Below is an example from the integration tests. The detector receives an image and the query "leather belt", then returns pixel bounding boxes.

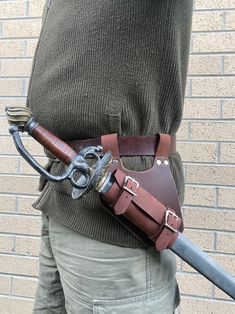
[65,135,176,156]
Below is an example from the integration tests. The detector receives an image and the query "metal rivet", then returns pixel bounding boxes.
[156,159,161,165]
[112,159,119,164]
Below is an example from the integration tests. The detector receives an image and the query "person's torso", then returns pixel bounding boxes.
[27,0,193,140]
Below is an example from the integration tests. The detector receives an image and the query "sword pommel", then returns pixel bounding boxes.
[5,106,33,131]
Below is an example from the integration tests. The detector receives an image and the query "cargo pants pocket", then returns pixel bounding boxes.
[92,280,178,314]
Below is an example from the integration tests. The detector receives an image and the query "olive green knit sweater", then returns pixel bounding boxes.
[27,0,193,248]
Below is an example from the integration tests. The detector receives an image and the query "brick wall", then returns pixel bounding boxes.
[0,0,234,313]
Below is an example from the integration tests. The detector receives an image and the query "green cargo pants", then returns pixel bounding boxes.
[33,213,180,313]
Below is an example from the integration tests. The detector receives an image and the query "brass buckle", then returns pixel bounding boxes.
[165,210,179,233]
[123,176,139,196]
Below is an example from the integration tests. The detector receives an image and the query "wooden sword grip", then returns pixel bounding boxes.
[29,124,77,165]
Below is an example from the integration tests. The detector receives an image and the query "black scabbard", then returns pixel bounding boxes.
[171,234,235,300]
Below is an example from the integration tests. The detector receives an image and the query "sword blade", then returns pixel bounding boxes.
[171,234,235,300]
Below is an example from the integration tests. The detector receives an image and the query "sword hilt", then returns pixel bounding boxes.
[5,106,112,198]
[5,106,77,165]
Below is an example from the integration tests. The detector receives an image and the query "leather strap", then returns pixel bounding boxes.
[102,169,181,251]
[64,134,176,157]
[101,133,120,158]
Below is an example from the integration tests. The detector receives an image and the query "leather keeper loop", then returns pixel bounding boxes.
[101,133,120,158]
[114,176,139,215]
[155,134,174,158]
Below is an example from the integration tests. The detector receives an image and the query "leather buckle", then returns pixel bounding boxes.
[123,176,139,196]
[165,210,179,233]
